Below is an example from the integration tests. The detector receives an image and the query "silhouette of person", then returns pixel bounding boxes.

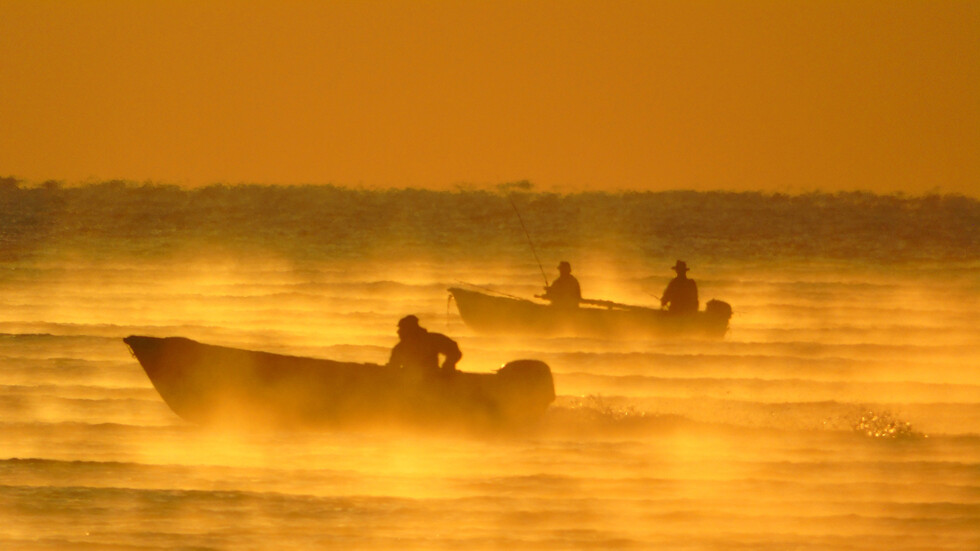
[661,260,699,314]
[387,315,461,376]
[541,261,582,309]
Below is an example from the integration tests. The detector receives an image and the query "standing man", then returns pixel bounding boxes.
[541,261,581,309]
[387,315,462,377]
[661,260,699,314]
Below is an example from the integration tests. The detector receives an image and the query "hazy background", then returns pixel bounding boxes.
[2,2,978,547]
[0,184,977,549]
[2,0,977,195]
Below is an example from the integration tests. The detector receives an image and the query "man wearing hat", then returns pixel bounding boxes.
[541,261,582,309]
[661,260,699,314]
[387,315,462,376]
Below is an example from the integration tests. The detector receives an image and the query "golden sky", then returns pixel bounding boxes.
[1,0,977,195]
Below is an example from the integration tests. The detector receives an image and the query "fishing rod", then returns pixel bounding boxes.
[455,281,527,301]
[508,196,550,287]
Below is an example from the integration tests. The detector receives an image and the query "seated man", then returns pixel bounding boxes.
[541,261,581,309]
[661,260,699,314]
[387,315,461,376]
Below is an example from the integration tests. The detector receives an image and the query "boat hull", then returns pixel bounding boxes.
[449,287,731,339]
[124,336,555,429]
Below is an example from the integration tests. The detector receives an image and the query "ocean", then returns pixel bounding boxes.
[1,182,978,550]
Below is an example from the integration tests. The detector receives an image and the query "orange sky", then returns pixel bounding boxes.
[1,0,977,195]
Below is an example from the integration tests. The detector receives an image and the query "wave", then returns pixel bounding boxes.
[556,372,980,402]
[2,183,977,263]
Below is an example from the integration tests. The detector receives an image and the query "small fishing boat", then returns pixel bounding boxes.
[124,336,555,429]
[448,287,733,339]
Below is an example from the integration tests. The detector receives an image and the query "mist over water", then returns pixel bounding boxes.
[1,183,978,549]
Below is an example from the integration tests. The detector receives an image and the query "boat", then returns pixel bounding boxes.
[124,335,555,429]
[448,287,733,339]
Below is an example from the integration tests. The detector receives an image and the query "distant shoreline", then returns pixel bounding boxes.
[2,176,976,200]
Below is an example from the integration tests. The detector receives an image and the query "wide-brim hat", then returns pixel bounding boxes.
[671,260,689,272]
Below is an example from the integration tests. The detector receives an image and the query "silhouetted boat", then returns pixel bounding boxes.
[449,287,733,339]
[124,336,555,429]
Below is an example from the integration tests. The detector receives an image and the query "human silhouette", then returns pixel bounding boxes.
[541,261,581,309]
[660,260,699,314]
[387,315,462,376]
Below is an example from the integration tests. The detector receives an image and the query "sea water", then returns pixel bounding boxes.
[0,183,977,550]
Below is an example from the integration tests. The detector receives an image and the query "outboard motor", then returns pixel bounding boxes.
[705,299,733,320]
[494,359,555,422]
